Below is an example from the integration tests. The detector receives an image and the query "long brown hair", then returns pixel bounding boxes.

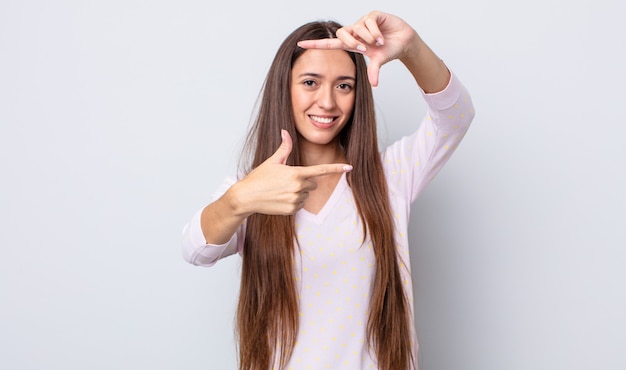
[237,20,413,370]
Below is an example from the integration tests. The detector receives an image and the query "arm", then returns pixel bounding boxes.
[297,11,474,201]
[181,179,244,266]
[398,30,450,93]
[384,74,474,203]
[183,130,353,265]
[297,11,450,92]
[200,130,352,244]
[199,184,251,245]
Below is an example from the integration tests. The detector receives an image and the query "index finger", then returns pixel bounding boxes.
[297,163,353,178]
[297,38,350,51]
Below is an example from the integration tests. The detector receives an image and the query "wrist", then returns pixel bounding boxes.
[400,33,450,93]
[225,181,253,219]
[398,30,423,67]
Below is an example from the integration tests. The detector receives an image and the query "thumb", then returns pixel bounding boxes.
[269,129,293,164]
[367,61,381,87]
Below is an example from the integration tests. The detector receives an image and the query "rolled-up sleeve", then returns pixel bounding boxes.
[383,73,475,203]
[181,176,245,266]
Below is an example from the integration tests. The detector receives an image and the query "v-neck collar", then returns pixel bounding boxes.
[297,172,349,224]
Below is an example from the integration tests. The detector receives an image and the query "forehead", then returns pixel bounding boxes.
[292,49,355,77]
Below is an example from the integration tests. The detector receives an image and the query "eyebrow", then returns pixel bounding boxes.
[297,72,356,81]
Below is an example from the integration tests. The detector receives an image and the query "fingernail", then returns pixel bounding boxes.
[281,129,287,140]
[376,38,384,46]
[343,165,353,172]
[356,44,366,52]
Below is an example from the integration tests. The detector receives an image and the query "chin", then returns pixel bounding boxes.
[298,131,337,145]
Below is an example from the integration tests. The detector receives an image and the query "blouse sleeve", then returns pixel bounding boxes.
[181,176,246,267]
[382,72,475,203]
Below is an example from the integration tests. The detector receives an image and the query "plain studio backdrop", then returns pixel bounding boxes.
[1,0,624,369]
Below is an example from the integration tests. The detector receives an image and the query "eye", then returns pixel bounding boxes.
[303,80,316,87]
[337,83,353,92]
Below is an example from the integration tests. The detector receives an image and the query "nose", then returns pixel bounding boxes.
[316,86,336,110]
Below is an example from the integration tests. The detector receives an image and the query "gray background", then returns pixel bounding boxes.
[1,0,624,369]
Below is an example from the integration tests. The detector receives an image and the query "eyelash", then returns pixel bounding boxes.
[338,83,353,91]
[302,80,353,91]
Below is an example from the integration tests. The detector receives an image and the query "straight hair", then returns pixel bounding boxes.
[237,20,413,370]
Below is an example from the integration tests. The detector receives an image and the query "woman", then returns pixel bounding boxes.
[182,10,474,370]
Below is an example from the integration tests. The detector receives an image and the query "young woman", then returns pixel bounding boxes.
[182,10,475,370]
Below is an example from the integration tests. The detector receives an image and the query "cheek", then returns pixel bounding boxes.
[341,95,356,115]
[290,90,309,112]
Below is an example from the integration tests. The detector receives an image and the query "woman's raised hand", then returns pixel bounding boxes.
[297,11,419,87]
[230,130,352,216]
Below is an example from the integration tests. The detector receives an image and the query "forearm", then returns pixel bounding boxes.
[200,184,250,245]
[399,32,450,94]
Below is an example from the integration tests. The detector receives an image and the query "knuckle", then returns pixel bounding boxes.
[287,192,303,204]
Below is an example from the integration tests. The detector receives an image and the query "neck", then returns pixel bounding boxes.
[299,139,345,166]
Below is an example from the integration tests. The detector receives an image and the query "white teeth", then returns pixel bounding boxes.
[310,115,334,124]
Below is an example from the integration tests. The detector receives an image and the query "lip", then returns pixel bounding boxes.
[308,114,338,129]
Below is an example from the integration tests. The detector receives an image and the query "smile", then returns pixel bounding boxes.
[309,115,336,124]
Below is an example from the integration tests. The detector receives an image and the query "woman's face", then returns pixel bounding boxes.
[290,49,356,151]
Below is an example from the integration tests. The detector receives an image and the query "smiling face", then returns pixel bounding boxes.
[290,49,356,156]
